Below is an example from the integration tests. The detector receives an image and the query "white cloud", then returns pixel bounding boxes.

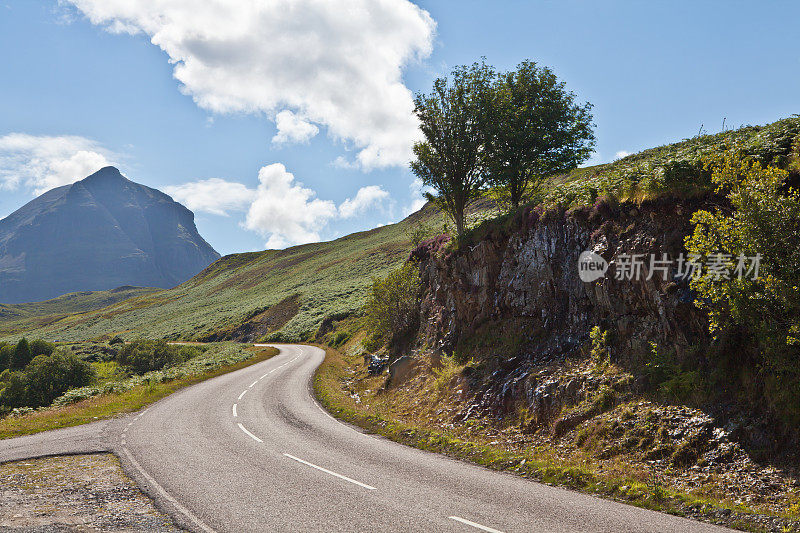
[67,0,435,169]
[331,155,359,170]
[163,178,254,216]
[243,163,337,248]
[615,150,631,160]
[405,177,428,215]
[272,110,319,145]
[0,133,115,194]
[338,185,389,218]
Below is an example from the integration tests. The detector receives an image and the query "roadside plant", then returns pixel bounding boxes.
[686,152,800,422]
[363,262,421,349]
[117,340,201,375]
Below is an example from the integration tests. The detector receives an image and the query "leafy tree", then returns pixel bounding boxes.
[0,351,95,410]
[0,371,28,410]
[0,343,11,371]
[117,340,198,374]
[686,152,800,422]
[363,263,421,350]
[23,351,95,408]
[30,339,56,357]
[411,62,495,235]
[12,338,32,370]
[482,60,595,209]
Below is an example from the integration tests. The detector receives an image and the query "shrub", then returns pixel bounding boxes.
[589,326,610,370]
[0,351,95,410]
[686,152,800,423]
[117,340,201,375]
[109,335,125,345]
[22,351,95,408]
[30,339,56,357]
[11,338,32,370]
[363,262,421,348]
[0,343,11,370]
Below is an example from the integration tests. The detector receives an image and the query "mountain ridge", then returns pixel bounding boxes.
[0,167,220,304]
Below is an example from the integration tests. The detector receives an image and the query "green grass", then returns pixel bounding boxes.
[0,286,160,337]
[0,204,461,344]
[0,345,278,439]
[544,116,800,207]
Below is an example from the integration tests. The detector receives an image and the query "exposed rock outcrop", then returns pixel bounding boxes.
[416,199,709,367]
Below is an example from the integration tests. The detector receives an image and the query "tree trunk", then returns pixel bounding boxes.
[454,203,466,236]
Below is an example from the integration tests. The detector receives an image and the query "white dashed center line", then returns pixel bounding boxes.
[283,453,376,490]
[237,423,263,443]
[232,403,238,417]
[238,390,247,400]
[448,516,505,533]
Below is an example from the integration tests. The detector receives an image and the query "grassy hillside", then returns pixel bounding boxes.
[0,286,160,337]
[0,204,463,343]
[3,117,797,344]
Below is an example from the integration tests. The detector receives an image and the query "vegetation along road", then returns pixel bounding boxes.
[0,345,734,532]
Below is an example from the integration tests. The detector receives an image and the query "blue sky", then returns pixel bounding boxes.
[1,1,798,255]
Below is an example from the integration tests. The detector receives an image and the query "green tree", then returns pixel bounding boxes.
[411,61,495,236]
[23,351,95,408]
[686,152,800,422]
[117,340,198,374]
[482,60,595,210]
[0,343,11,371]
[12,338,33,370]
[30,339,56,357]
[363,263,421,349]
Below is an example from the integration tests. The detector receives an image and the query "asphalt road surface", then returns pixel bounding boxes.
[0,344,732,533]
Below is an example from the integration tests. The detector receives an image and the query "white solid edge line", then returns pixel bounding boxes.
[238,390,247,400]
[232,404,237,417]
[448,516,505,533]
[237,423,263,443]
[283,453,376,490]
[122,447,216,533]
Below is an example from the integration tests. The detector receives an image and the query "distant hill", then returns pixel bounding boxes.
[0,286,160,337]
[0,200,470,342]
[0,167,220,304]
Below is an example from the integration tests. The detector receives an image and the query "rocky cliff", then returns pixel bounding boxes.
[0,167,220,303]
[416,198,709,367]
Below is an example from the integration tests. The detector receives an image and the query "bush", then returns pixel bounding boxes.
[109,335,125,345]
[0,350,95,410]
[30,339,56,357]
[0,343,11,370]
[11,338,32,370]
[686,152,800,423]
[23,352,95,408]
[363,263,421,349]
[117,340,201,375]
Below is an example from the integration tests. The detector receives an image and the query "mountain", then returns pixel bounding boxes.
[0,167,220,304]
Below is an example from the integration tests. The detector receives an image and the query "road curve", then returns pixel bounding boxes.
[1,344,732,532]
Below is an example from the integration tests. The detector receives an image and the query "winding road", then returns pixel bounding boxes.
[0,344,731,532]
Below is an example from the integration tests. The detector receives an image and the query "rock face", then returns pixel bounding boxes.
[416,200,709,366]
[0,167,220,303]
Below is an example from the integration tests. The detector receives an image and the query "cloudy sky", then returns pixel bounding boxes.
[1,1,798,254]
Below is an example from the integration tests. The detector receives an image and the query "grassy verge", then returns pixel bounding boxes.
[313,345,798,533]
[0,345,278,440]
